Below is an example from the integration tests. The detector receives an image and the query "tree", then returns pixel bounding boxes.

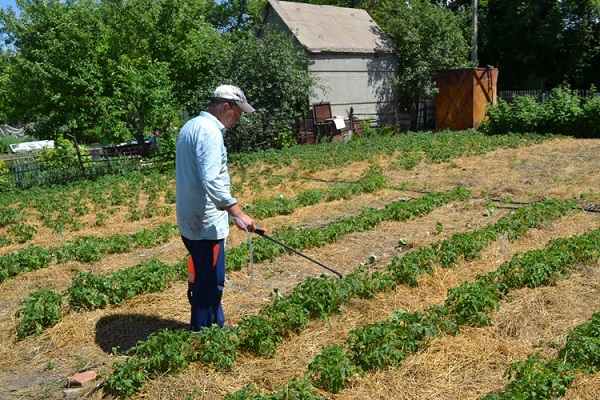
[219,28,319,151]
[372,0,471,108]
[0,0,226,143]
[478,0,600,90]
[554,0,600,89]
[1,0,110,139]
[0,49,10,123]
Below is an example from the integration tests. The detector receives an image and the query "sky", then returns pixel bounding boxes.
[0,0,18,12]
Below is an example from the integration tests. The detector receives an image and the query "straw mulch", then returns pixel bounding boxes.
[0,137,599,400]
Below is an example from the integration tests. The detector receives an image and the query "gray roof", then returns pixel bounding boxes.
[265,0,396,54]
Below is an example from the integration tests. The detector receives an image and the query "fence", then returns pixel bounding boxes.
[0,142,172,190]
[498,89,599,104]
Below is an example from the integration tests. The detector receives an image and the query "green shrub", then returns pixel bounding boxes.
[482,85,598,137]
[539,85,583,135]
[579,89,600,137]
[483,96,543,135]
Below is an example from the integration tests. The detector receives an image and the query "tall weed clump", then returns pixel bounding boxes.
[482,85,599,137]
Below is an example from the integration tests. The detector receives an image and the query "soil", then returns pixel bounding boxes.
[0,136,599,400]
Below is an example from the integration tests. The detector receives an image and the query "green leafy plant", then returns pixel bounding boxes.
[237,314,279,358]
[224,377,322,399]
[105,329,198,397]
[481,355,574,400]
[6,223,36,243]
[194,324,239,371]
[444,281,501,327]
[559,312,600,373]
[15,288,63,338]
[308,345,356,393]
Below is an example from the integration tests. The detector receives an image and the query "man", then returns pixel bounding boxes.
[176,84,256,331]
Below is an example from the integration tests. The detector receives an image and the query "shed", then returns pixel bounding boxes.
[435,67,499,131]
[261,0,398,120]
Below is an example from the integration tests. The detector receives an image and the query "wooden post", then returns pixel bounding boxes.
[67,134,87,179]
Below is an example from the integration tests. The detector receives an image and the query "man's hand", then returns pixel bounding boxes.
[224,203,255,232]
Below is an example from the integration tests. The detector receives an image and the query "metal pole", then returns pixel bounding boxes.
[471,0,478,65]
[255,228,343,279]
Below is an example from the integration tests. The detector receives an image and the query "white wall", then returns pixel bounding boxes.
[308,53,397,118]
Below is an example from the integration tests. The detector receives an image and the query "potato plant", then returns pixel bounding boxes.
[297,227,600,395]
[104,198,579,397]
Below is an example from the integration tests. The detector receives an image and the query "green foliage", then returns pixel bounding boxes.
[243,163,387,219]
[0,246,54,282]
[100,195,583,395]
[481,355,574,400]
[260,299,310,337]
[36,134,77,168]
[482,86,599,137]
[224,377,323,400]
[0,221,177,281]
[238,314,279,358]
[479,0,600,90]
[66,258,182,310]
[222,28,318,152]
[493,247,576,292]
[6,223,36,243]
[307,345,356,393]
[288,275,344,319]
[0,137,26,154]
[559,312,600,373]
[105,328,199,397]
[484,96,543,135]
[103,357,147,398]
[15,288,63,338]
[372,0,470,104]
[345,309,448,371]
[540,85,584,135]
[578,87,600,137]
[481,311,600,399]
[1,0,217,142]
[444,281,501,327]
[0,159,13,189]
[194,324,240,371]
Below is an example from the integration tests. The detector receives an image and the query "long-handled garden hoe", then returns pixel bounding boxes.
[255,227,343,279]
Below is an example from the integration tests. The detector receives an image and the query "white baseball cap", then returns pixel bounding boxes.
[212,85,255,113]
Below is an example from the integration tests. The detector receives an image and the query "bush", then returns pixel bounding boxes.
[579,89,600,137]
[482,85,599,137]
[484,96,543,135]
[539,85,583,135]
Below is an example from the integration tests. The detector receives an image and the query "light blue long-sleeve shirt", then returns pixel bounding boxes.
[176,111,236,240]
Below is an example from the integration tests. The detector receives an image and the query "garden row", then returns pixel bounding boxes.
[0,170,176,245]
[1,163,387,283]
[101,198,577,397]
[0,131,550,243]
[228,222,600,399]
[0,222,179,282]
[14,188,467,338]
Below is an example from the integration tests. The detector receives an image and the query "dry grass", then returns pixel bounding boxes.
[1,137,599,399]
